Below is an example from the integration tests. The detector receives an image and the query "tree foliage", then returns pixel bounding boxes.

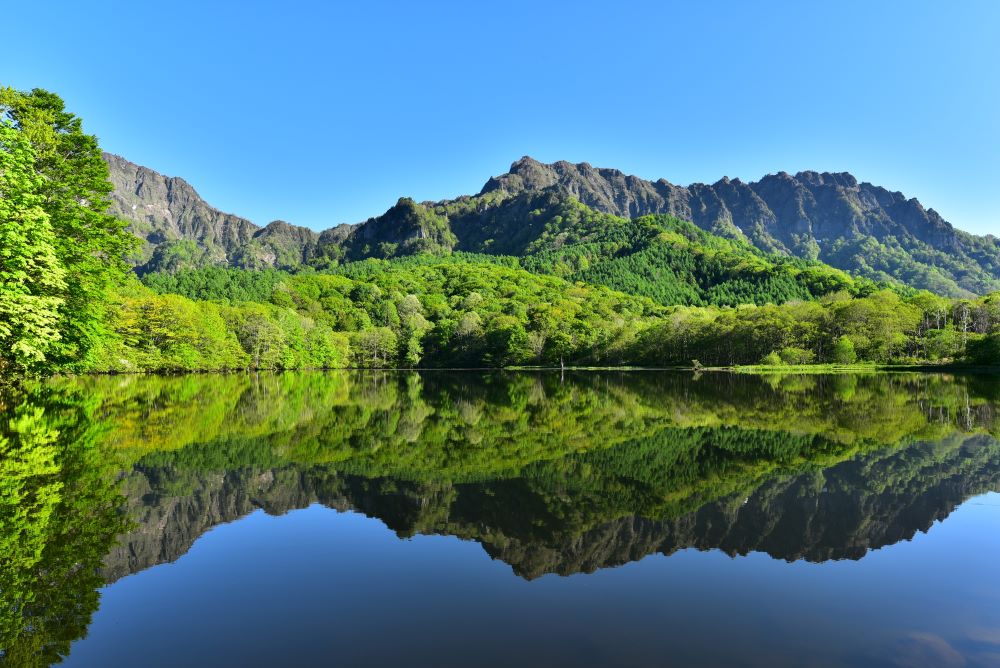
[0,124,67,372]
[0,87,135,373]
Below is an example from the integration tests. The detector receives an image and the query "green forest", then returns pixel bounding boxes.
[3,86,1000,376]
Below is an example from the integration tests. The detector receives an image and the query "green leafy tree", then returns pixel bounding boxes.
[351,327,399,367]
[0,123,68,373]
[966,334,1000,366]
[0,87,135,368]
[233,310,286,368]
[832,336,857,364]
[761,351,783,366]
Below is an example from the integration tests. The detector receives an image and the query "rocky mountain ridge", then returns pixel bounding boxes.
[103,153,1000,295]
[480,157,1000,295]
[104,153,322,272]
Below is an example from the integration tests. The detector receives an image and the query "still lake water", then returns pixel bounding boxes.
[3,370,1000,667]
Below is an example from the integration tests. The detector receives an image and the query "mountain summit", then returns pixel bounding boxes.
[479,157,999,296]
[105,153,319,272]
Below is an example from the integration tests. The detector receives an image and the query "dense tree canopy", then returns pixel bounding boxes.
[122,260,1000,371]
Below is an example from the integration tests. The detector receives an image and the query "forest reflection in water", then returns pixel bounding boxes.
[3,370,1000,666]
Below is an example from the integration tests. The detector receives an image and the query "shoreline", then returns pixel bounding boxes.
[41,362,1000,379]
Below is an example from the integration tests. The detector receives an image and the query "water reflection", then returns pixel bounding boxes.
[0,385,126,667]
[3,370,1000,664]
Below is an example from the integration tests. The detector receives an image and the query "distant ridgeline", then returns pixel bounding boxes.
[4,86,1000,375]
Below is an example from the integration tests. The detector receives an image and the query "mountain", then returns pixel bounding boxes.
[104,153,321,272]
[481,158,1000,296]
[331,191,866,306]
[104,153,1000,296]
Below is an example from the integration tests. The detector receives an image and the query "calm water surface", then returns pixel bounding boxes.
[3,371,1000,667]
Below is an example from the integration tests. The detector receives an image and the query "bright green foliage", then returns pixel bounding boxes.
[778,347,816,364]
[134,260,658,369]
[82,280,350,373]
[141,265,287,303]
[761,351,783,366]
[134,259,1000,370]
[86,285,249,372]
[0,88,135,369]
[0,384,126,665]
[832,335,858,364]
[0,124,67,373]
[632,289,1000,367]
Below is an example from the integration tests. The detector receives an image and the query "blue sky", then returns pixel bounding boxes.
[5,1,998,233]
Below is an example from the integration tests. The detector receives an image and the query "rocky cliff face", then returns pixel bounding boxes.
[105,153,258,266]
[481,158,949,251]
[104,153,319,272]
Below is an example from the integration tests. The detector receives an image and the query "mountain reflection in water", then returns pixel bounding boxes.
[3,370,1000,666]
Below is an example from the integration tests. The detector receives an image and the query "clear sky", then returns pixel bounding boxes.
[5,1,998,234]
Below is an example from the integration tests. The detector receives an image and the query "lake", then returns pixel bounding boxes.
[3,370,1000,667]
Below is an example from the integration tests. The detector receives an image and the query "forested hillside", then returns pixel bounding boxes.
[2,86,1000,376]
[333,194,868,307]
[127,262,1000,371]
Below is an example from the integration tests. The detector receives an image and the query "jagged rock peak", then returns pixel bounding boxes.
[103,153,320,272]
[794,170,859,189]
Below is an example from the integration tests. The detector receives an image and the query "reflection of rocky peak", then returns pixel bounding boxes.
[104,433,1000,583]
[102,467,445,583]
[103,468,312,582]
[487,438,1000,578]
